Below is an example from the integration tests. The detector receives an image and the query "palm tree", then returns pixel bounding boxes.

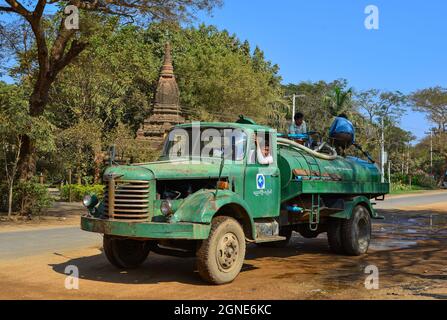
[326,86,353,116]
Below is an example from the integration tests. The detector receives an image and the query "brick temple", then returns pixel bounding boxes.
[136,43,185,149]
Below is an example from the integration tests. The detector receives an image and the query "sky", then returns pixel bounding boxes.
[1,0,446,142]
[197,0,447,142]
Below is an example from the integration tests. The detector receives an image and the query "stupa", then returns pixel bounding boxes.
[137,43,185,148]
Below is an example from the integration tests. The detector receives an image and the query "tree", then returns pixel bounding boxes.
[283,79,352,135]
[411,87,447,133]
[144,23,284,124]
[325,86,353,116]
[411,87,447,185]
[39,21,284,180]
[0,81,54,217]
[0,0,222,180]
[56,119,102,184]
[355,89,406,123]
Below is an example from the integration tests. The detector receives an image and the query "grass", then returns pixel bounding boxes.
[390,184,433,195]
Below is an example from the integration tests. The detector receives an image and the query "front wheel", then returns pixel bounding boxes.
[103,235,151,269]
[196,216,246,285]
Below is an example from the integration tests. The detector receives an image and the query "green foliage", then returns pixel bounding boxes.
[282,79,352,135]
[390,182,425,193]
[391,173,437,190]
[0,181,53,215]
[60,184,105,202]
[42,20,285,175]
[49,21,284,130]
[326,86,353,116]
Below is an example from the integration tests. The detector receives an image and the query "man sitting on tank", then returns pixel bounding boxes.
[288,112,308,145]
[329,113,355,156]
[289,112,307,134]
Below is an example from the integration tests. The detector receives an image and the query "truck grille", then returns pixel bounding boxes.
[104,180,150,221]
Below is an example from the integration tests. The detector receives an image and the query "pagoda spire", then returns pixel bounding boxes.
[160,42,174,78]
[136,42,184,149]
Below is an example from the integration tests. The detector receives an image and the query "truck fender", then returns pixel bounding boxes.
[330,196,379,220]
[172,190,256,239]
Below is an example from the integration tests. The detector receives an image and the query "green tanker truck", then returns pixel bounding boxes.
[81,118,389,284]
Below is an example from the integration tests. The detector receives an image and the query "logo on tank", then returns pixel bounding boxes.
[256,174,266,190]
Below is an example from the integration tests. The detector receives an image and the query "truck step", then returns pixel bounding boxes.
[254,236,287,243]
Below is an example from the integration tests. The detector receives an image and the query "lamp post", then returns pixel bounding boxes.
[291,94,306,122]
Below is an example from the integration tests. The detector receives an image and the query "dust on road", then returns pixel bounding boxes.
[0,203,446,300]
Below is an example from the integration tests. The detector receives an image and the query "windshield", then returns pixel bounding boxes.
[161,127,247,162]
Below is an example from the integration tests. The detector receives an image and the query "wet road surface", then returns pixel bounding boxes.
[0,192,446,299]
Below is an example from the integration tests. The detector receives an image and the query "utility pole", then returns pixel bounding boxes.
[388,160,392,188]
[68,168,72,203]
[290,94,306,122]
[401,147,405,175]
[425,129,433,176]
[406,143,410,175]
[380,116,385,183]
[292,94,296,121]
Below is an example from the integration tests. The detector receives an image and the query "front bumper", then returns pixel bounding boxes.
[81,216,211,240]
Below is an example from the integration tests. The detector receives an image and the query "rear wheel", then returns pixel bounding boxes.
[196,216,246,285]
[103,235,151,269]
[341,205,371,256]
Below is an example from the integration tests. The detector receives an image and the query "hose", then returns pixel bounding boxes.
[277,138,338,160]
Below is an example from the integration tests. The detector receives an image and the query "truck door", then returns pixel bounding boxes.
[244,131,281,218]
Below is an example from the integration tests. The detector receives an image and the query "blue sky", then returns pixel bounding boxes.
[1,1,445,141]
[197,0,447,141]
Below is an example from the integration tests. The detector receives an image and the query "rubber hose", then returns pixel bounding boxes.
[277,138,338,160]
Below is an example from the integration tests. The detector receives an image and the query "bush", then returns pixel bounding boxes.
[60,184,105,202]
[391,173,437,190]
[0,181,53,216]
[412,174,437,189]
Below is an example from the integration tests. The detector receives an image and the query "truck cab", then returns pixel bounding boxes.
[81,119,389,284]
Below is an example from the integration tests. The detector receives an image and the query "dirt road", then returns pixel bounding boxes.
[0,192,446,300]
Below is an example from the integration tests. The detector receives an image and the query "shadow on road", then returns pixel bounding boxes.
[49,238,331,286]
[49,208,447,291]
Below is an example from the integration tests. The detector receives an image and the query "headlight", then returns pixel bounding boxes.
[83,194,99,208]
[160,200,173,216]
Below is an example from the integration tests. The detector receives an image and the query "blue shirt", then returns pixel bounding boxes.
[329,117,355,143]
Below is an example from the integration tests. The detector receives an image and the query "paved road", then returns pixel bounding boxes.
[0,227,101,260]
[375,191,447,209]
[0,191,445,261]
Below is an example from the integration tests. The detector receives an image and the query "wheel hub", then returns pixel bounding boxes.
[217,233,239,272]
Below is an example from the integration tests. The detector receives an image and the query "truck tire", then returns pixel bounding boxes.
[103,235,150,269]
[196,216,246,285]
[327,218,345,254]
[341,205,371,256]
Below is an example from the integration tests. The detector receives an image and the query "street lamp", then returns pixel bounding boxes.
[291,94,306,122]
